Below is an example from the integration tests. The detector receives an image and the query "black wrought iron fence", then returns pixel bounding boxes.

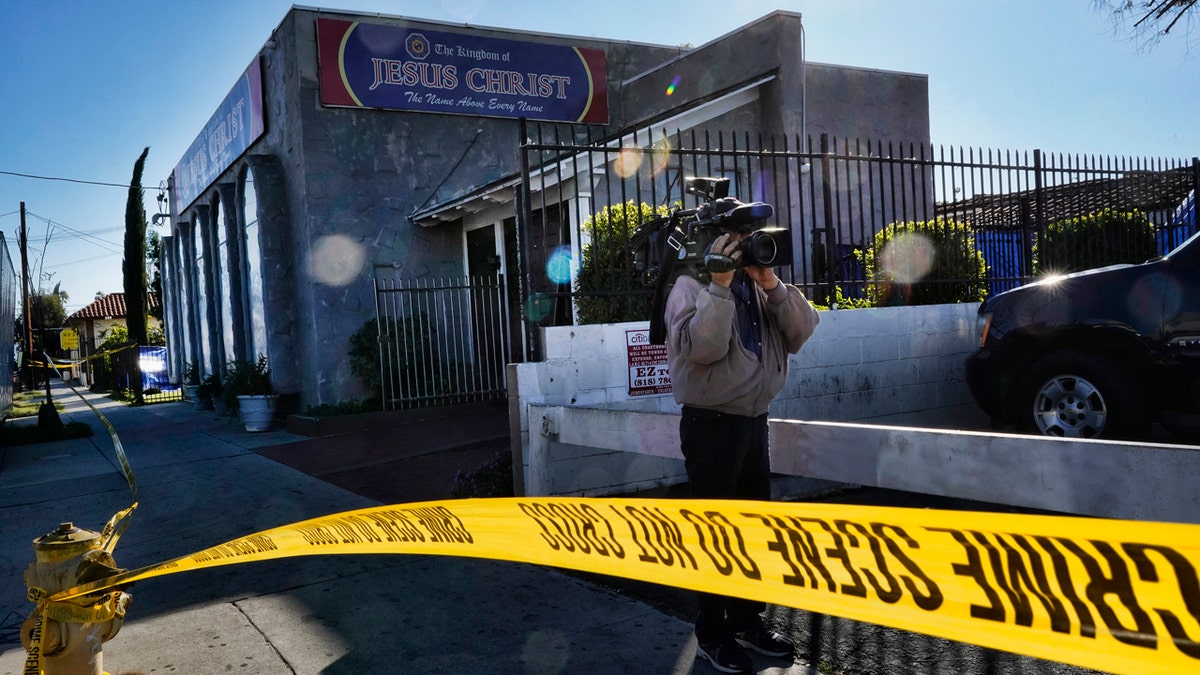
[373,273,509,410]
[516,120,1199,347]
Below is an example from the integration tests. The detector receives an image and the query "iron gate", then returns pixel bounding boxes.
[374,273,509,410]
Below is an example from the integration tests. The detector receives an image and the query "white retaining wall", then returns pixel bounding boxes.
[508,302,989,496]
[527,405,1200,524]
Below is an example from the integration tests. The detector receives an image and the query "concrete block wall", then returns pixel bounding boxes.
[509,302,990,496]
[774,302,988,429]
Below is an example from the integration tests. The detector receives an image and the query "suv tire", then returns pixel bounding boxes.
[1015,350,1148,439]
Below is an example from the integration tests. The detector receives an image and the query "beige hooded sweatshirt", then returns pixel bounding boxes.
[665,274,820,417]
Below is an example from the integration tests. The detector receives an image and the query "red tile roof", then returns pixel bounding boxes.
[69,293,159,321]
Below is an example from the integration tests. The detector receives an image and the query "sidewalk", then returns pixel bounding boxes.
[0,382,818,674]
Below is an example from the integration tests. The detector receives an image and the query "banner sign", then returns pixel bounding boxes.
[317,18,608,124]
[173,57,266,210]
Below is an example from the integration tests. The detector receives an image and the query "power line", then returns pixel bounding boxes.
[0,169,138,189]
[43,252,120,269]
[24,211,123,255]
[20,210,123,241]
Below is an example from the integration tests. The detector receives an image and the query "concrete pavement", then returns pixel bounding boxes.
[0,382,819,674]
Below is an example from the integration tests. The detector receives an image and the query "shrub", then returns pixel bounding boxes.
[1,421,93,446]
[222,354,273,410]
[857,218,988,306]
[89,325,133,392]
[349,314,458,402]
[451,448,514,498]
[183,361,200,386]
[574,200,668,324]
[1033,208,1157,275]
[196,373,222,405]
[302,399,381,417]
[810,286,873,311]
[348,319,383,394]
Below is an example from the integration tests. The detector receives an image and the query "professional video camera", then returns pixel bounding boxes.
[632,176,792,343]
[672,177,791,277]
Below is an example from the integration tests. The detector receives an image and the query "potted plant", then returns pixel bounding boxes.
[223,354,277,431]
[182,361,201,406]
[194,373,220,412]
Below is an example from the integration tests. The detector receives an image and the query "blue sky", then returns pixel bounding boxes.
[1,0,1196,314]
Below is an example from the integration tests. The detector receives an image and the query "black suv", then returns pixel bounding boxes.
[965,230,1200,439]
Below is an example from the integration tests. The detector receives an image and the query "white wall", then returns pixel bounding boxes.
[508,302,990,496]
[774,302,987,427]
[528,405,1200,524]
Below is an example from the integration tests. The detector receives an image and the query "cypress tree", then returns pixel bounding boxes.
[124,146,150,344]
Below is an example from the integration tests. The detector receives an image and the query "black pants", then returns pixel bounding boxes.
[679,405,770,645]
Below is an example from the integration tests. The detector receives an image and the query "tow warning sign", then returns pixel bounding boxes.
[626,328,671,396]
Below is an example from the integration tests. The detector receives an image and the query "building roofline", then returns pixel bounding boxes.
[289,4,675,50]
[409,75,774,226]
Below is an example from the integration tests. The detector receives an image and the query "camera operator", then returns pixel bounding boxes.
[663,201,820,673]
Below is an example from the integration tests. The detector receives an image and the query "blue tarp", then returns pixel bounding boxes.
[138,346,177,392]
[1158,189,1196,255]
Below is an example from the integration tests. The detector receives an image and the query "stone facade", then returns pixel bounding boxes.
[161,7,929,409]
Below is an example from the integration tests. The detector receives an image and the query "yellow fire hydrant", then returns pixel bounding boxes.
[21,522,131,675]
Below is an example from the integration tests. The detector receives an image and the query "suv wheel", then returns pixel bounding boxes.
[1016,351,1148,439]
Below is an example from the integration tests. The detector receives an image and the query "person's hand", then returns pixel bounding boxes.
[744,264,780,291]
[708,233,740,287]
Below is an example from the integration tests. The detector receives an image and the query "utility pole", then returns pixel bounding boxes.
[19,202,32,392]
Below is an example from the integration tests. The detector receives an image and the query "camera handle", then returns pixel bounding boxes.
[704,252,736,274]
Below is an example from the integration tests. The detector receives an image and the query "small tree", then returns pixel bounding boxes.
[124,147,150,345]
[29,287,68,330]
[574,200,668,324]
[147,231,163,322]
[858,218,988,306]
[1033,208,1157,275]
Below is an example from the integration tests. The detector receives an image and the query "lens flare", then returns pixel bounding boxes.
[612,148,643,178]
[879,231,934,284]
[546,246,574,285]
[665,75,681,96]
[524,292,553,323]
[650,138,671,176]
[1131,272,1175,323]
[307,234,366,286]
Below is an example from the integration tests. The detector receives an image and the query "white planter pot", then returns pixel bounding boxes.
[237,394,278,432]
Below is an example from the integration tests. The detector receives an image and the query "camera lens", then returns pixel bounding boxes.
[744,232,777,265]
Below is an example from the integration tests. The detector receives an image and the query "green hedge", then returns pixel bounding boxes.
[857,218,988,306]
[1034,208,1157,275]
[574,200,668,324]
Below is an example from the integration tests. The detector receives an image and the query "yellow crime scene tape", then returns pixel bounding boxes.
[30,498,1200,675]
[25,343,136,370]
[43,355,139,551]
[22,366,1200,675]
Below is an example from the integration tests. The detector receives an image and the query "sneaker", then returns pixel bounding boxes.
[696,638,753,673]
[734,623,794,658]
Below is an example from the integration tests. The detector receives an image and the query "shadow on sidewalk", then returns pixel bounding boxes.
[253,400,511,504]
